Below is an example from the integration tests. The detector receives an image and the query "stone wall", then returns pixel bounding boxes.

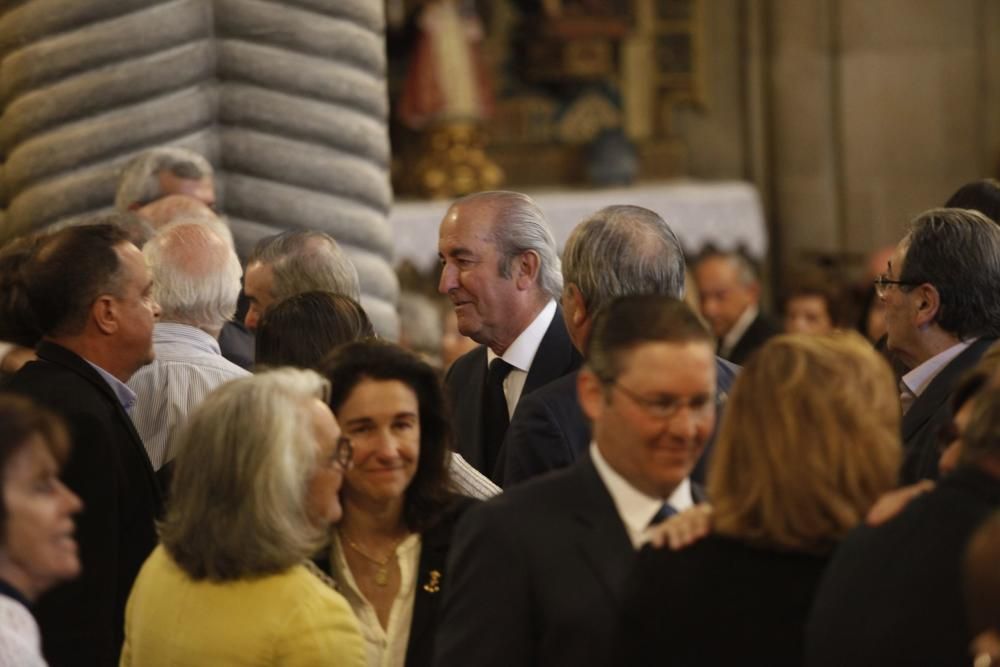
[670,0,1000,282]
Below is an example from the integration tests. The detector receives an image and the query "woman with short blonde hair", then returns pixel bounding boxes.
[121,368,365,666]
[618,332,901,667]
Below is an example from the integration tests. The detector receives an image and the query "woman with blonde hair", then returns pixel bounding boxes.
[617,332,901,667]
[120,369,365,667]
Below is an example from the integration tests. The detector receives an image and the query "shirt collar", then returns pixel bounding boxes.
[0,578,30,609]
[486,299,557,372]
[901,338,976,398]
[721,304,759,356]
[153,322,222,355]
[85,359,137,411]
[589,442,693,548]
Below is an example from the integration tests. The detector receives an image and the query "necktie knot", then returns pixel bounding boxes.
[488,358,514,384]
[648,503,677,527]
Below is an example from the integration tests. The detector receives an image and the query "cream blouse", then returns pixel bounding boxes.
[331,533,422,667]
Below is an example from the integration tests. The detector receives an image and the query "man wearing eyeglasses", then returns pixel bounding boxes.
[434,295,714,667]
[495,204,738,487]
[877,207,1000,484]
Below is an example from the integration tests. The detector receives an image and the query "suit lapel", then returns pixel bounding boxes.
[448,346,489,469]
[902,338,995,441]
[522,306,582,395]
[569,456,636,608]
[407,519,451,658]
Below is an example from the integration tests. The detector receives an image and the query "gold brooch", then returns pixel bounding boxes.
[423,570,442,593]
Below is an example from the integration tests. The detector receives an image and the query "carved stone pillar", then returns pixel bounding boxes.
[0,0,399,337]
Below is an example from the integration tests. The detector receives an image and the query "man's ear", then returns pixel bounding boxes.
[913,283,941,328]
[577,368,606,423]
[564,283,588,327]
[513,250,541,290]
[91,295,119,335]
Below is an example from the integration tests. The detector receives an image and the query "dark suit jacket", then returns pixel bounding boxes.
[724,311,779,366]
[900,337,995,484]
[618,536,830,667]
[433,454,639,667]
[499,357,740,487]
[217,319,254,370]
[443,306,582,476]
[3,341,163,667]
[804,465,1000,667]
[404,496,477,667]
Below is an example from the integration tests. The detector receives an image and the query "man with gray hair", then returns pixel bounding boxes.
[243,229,361,331]
[876,207,1000,483]
[114,147,255,370]
[128,222,250,470]
[115,146,216,211]
[438,190,582,477]
[693,249,778,365]
[497,205,739,486]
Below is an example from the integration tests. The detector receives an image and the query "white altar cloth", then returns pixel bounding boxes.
[389,180,766,269]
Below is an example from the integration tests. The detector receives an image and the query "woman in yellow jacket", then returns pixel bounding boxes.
[120,368,366,666]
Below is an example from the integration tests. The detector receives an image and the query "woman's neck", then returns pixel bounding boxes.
[339,494,408,545]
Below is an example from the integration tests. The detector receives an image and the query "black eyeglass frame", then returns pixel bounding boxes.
[873,273,922,298]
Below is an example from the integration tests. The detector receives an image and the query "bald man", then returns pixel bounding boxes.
[127,222,250,471]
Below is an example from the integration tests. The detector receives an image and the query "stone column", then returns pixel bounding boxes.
[0,0,399,337]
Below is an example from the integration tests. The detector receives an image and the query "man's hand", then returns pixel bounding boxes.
[0,345,36,374]
[865,480,935,526]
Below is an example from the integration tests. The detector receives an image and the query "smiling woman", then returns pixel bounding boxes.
[0,394,81,667]
[320,340,476,667]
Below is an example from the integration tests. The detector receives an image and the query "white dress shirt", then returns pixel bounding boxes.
[719,304,759,359]
[899,339,976,410]
[589,442,694,549]
[127,323,250,469]
[485,299,557,418]
[331,533,421,667]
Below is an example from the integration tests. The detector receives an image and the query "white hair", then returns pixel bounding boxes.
[159,368,332,580]
[454,191,562,300]
[143,222,242,336]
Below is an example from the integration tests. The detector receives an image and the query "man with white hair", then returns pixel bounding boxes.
[115,146,254,369]
[128,222,250,471]
[438,190,582,477]
[243,229,362,330]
